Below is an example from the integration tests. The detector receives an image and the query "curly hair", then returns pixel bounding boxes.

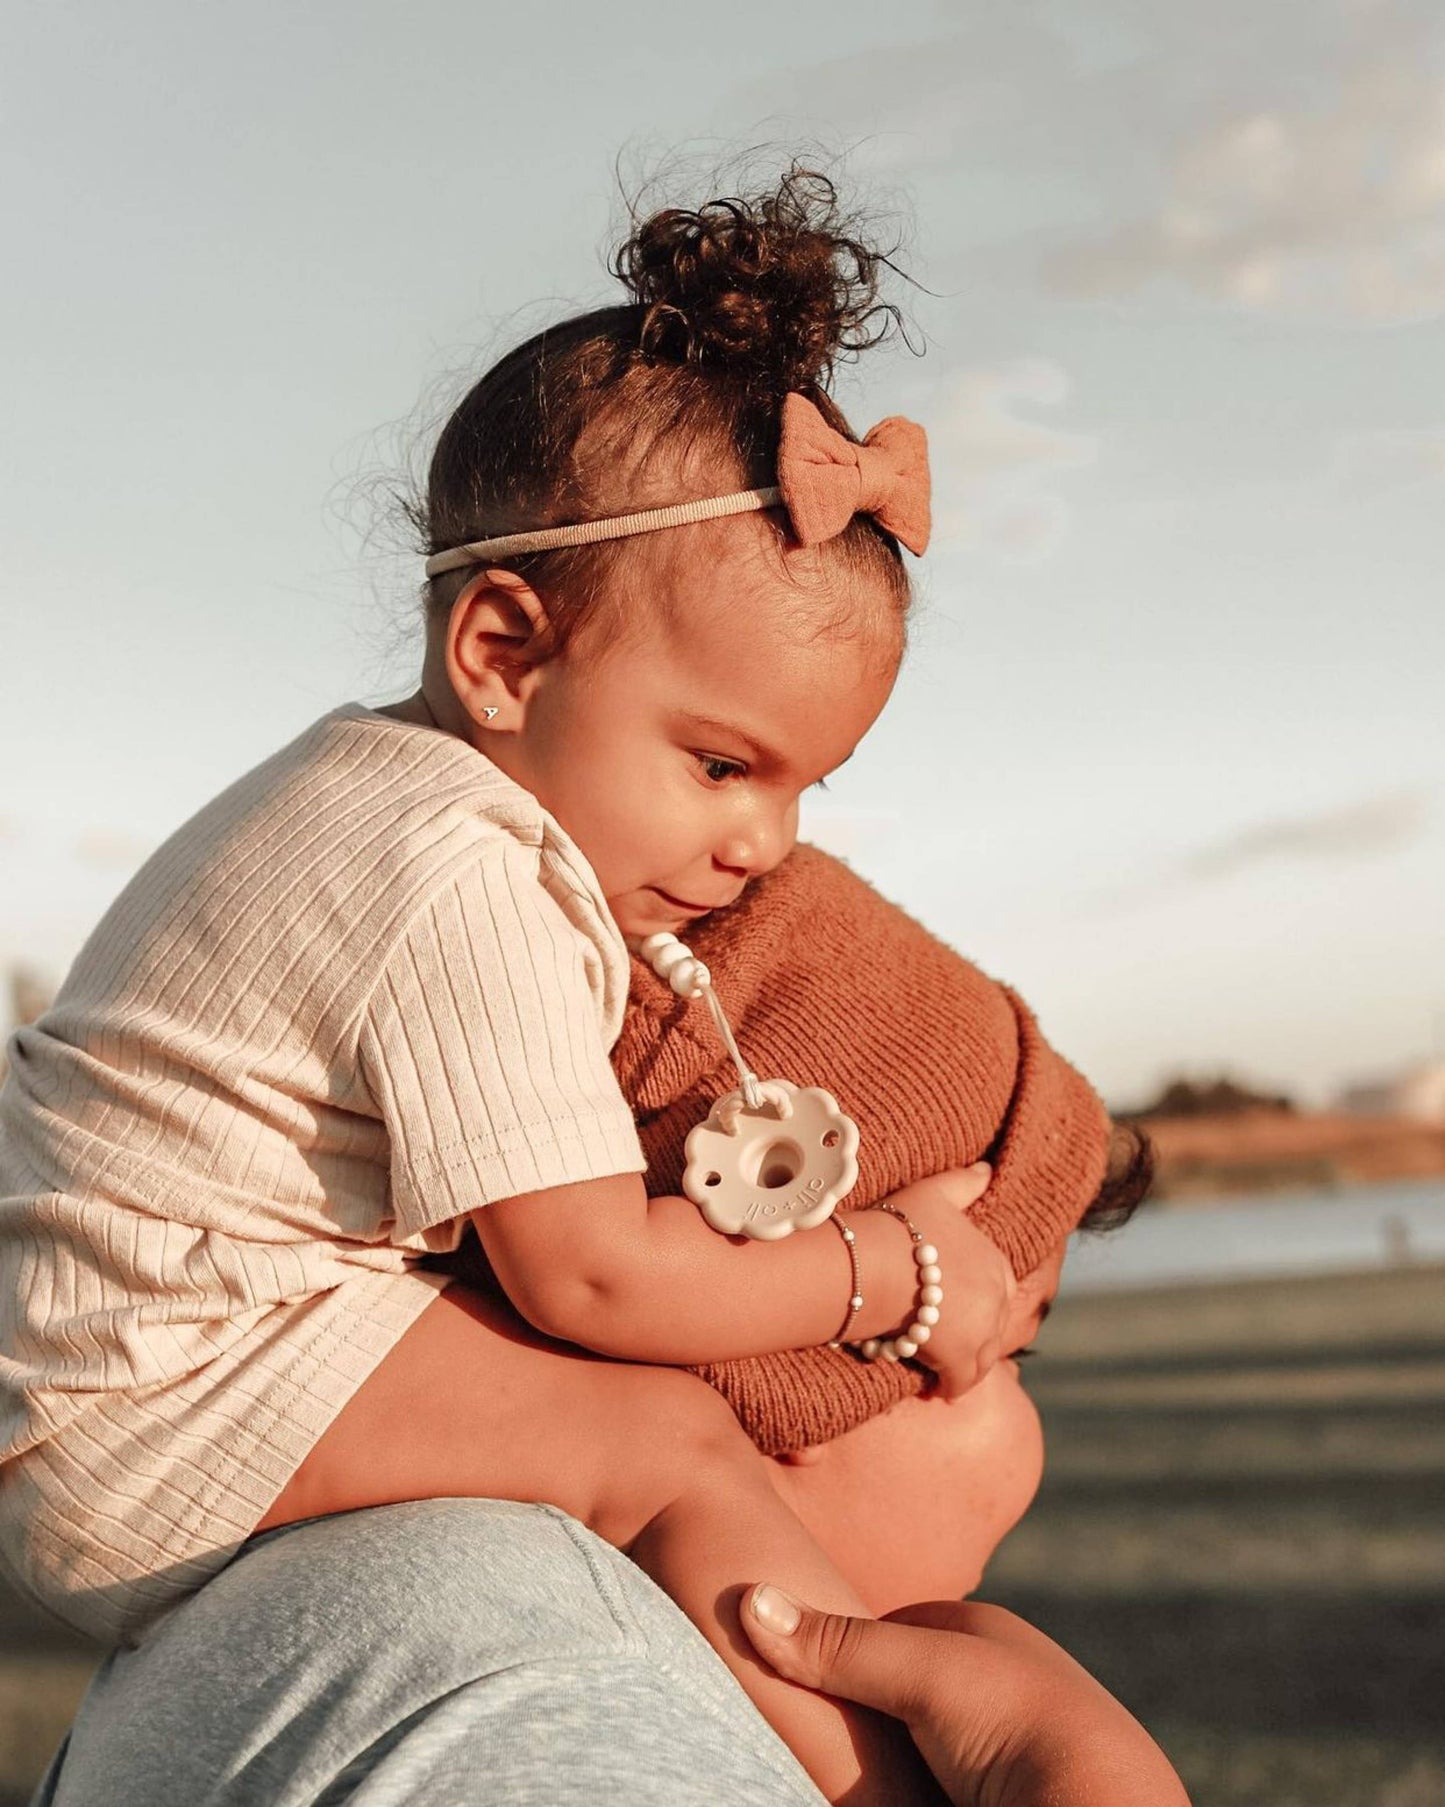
[406,167,913,663]
[1079,1122,1156,1233]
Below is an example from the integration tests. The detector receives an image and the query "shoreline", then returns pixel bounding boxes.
[1137,1107,1445,1200]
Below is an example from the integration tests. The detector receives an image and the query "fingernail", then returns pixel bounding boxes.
[968,1162,992,1178]
[750,1584,802,1635]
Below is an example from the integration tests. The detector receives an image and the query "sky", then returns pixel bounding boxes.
[2,0,1442,1108]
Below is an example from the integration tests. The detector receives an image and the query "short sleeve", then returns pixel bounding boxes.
[359,845,646,1244]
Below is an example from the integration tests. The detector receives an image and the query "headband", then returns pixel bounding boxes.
[423,392,931,578]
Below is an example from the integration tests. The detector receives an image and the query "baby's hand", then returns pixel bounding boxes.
[879,1165,1016,1400]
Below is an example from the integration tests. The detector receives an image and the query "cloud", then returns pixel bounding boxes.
[1079,790,1431,918]
[1179,792,1429,880]
[73,829,156,871]
[1047,41,1445,325]
[720,24,1084,176]
[928,360,1098,561]
[1331,428,1445,496]
[0,818,158,870]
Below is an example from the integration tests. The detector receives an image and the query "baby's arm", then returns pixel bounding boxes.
[359,851,1008,1387]
[470,1164,1010,1384]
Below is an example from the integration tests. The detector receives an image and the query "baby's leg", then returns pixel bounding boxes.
[767,1363,1046,1615]
[256,1286,935,1806]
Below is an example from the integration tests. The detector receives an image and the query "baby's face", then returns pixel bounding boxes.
[507,520,901,939]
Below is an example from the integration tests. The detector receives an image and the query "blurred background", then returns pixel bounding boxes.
[2,2,1442,1803]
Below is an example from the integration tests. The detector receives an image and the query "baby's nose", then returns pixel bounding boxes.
[721,799,799,878]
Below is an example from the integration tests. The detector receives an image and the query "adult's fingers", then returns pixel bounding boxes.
[744,1597,1047,1720]
[743,1588,1011,1807]
[888,1599,1086,1677]
[884,1602,1195,1807]
[745,1590,1194,1807]
[743,1586,952,1725]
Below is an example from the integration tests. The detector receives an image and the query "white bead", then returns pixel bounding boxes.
[921,1284,944,1306]
[918,1264,942,1286]
[910,1322,931,1345]
[916,1304,941,1327]
[881,1342,900,1362]
[849,1295,863,1312]
[860,1339,880,1360]
[653,941,692,976]
[638,932,679,962]
[894,1337,918,1359]
[668,958,710,998]
[916,1243,939,1267]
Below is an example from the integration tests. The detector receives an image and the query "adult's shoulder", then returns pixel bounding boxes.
[34,1500,824,1807]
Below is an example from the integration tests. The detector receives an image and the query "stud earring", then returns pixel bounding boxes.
[482,707,499,721]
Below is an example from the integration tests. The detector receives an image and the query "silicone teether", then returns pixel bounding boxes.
[631,930,862,1241]
[682,1079,860,1239]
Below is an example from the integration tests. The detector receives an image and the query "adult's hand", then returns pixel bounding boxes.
[743,1587,1191,1807]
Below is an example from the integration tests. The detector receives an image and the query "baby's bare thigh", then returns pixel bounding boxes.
[255,1285,746,1547]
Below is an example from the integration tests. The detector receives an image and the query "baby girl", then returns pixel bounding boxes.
[1,169,1123,1802]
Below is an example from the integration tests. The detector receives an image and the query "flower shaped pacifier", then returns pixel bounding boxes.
[632,932,861,1241]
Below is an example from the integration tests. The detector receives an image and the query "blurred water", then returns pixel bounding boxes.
[1063,1177,1445,1292]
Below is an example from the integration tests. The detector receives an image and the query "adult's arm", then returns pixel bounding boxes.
[35,1500,826,1807]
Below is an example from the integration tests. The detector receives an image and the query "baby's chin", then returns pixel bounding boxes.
[609,890,712,942]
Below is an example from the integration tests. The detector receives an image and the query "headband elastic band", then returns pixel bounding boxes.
[424,486,782,578]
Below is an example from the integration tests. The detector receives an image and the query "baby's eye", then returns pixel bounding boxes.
[694,753,748,785]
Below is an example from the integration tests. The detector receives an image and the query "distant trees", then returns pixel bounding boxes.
[1125,1074,1296,1120]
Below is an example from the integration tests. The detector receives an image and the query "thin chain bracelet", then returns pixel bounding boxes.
[856,1204,944,1364]
[825,1216,863,1349]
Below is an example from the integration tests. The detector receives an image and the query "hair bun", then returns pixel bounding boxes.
[614,168,901,396]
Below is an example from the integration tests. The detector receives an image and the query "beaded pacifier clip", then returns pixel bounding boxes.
[631,931,861,1241]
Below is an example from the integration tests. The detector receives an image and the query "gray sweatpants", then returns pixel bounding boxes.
[32,1498,826,1806]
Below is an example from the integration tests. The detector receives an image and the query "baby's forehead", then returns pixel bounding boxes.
[643,519,898,660]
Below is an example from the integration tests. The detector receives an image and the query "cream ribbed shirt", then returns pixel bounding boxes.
[0,704,646,1640]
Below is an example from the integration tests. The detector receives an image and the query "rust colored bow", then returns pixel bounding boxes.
[776,391,931,556]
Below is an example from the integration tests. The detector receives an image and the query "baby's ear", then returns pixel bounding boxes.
[445,567,558,723]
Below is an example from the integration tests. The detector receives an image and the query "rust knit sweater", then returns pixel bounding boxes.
[612,843,1111,1455]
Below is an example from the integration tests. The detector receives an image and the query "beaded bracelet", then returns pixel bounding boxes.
[856,1204,943,1364]
[825,1215,863,1349]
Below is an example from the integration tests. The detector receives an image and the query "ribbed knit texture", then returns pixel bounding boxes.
[612,844,1110,1455]
[0,706,645,1642]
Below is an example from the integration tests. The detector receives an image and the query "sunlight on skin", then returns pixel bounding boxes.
[770,1247,1066,1614]
[390,512,903,943]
